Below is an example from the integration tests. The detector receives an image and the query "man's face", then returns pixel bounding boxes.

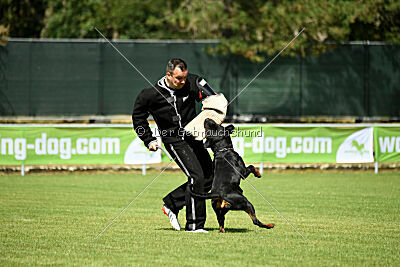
[166,67,188,89]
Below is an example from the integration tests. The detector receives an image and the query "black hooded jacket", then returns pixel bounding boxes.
[132,73,203,147]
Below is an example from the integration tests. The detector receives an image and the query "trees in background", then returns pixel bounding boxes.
[1,0,399,61]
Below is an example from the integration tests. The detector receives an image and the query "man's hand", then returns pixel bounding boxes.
[148,141,159,151]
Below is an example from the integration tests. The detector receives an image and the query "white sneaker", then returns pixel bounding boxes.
[186,229,208,233]
[161,204,181,231]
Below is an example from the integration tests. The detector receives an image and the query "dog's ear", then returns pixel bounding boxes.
[204,139,212,149]
[226,124,235,134]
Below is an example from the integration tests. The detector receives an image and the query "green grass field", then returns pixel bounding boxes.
[1,170,399,266]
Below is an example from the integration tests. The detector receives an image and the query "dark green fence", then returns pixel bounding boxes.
[0,39,399,119]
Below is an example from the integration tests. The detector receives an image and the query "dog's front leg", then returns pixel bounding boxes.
[235,156,261,179]
[235,157,252,179]
[247,165,261,178]
[241,165,261,178]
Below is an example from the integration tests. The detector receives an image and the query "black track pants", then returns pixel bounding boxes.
[162,139,213,230]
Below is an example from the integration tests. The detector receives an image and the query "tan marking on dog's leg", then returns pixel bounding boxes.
[213,198,223,209]
[220,200,231,209]
[264,223,275,229]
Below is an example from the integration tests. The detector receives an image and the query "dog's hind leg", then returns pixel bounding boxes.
[212,199,229,233]
[245,202,274,229]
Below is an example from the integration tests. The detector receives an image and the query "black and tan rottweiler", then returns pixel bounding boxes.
[189,118,274,233]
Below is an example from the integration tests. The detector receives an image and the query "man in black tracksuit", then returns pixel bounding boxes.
[132,58,213,232]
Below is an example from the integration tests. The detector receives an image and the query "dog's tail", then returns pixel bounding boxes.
[187,186,220,199]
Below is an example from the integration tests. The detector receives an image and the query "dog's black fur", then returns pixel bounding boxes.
[189,118,274,233]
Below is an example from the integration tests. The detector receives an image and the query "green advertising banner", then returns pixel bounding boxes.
[2,124,399,165]
[374,127,400,162]
[0,125,161,165]
[230,125,374,163]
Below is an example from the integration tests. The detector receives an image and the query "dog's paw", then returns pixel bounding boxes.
[262,223,274,229]
[266,223,274,229]
[249,165,261,178]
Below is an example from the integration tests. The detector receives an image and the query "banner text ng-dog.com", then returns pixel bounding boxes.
[0,134,120,160]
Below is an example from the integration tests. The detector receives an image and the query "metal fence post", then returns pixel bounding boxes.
[142,164,146,176]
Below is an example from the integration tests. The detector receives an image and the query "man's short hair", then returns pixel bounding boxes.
[166,58,187,73]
